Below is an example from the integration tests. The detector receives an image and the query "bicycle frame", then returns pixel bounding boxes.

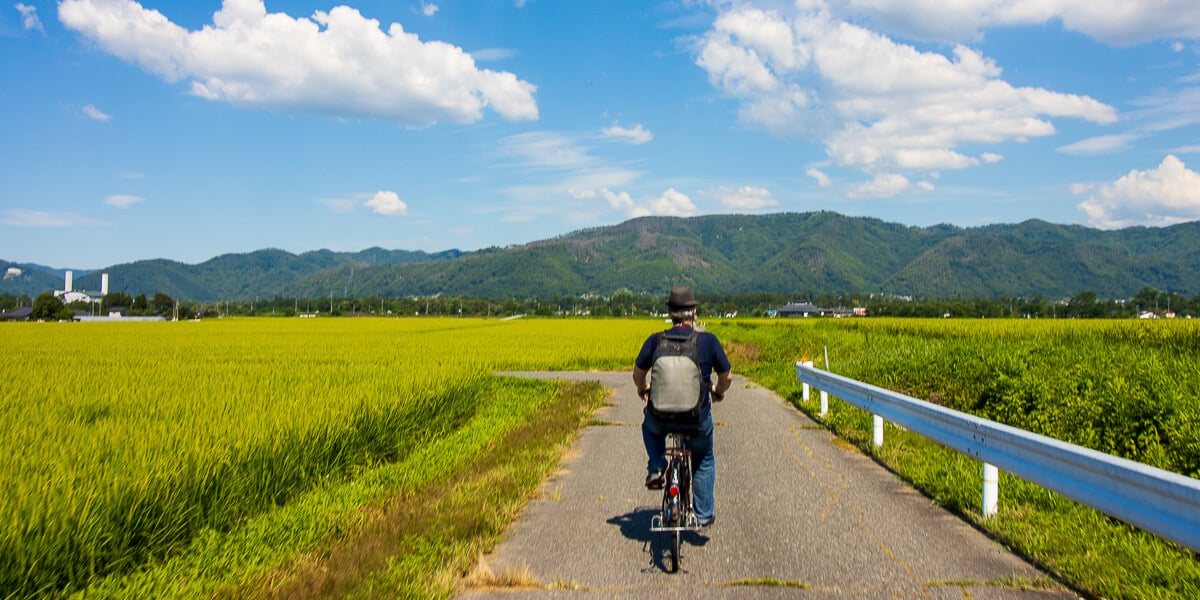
[650,433,701,533]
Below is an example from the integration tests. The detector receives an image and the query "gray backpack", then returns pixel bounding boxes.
[648,329,704,422]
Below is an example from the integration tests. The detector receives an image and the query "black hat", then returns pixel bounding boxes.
[666,285,697,309]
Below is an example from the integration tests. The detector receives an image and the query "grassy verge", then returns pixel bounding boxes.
[71,377,608,599]
[712,319,1200,600]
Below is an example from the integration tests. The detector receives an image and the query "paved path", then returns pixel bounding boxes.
[462,372,1076,599]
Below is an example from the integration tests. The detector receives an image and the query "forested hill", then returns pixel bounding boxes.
[284,212,1200,300]
[4,212,1199,301]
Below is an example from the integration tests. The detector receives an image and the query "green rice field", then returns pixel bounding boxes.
[2,316,1199,598]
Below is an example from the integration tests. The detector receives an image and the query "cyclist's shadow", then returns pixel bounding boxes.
[606,508,710,573]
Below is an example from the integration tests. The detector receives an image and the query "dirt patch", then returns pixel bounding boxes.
[724,340,762,364]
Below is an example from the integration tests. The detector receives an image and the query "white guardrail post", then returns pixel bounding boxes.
[801,360,813,401]
[796,361,1200,552]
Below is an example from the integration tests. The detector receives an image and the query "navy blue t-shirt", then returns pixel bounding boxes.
[636,326,731,421]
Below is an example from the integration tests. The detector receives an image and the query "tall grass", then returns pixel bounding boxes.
[0,318,658,598]
[711,317,1200,598]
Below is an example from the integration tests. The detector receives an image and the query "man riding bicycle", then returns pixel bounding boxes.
[633,285,732,528]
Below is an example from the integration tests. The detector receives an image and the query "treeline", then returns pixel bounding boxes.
[6,286,1196,320]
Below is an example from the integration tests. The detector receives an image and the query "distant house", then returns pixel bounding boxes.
[0,307,32,321]
[776,302,831,318]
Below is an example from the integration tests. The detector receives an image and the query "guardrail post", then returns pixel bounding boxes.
[801,360,813,401]
[982,463,999,518]
[819,390,828,417]
[873,415,884,447]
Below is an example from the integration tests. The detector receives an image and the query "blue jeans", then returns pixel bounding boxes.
[642,407,715,522]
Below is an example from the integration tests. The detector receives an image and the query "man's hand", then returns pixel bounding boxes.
[712,370,732,402]
[633,366,650,403]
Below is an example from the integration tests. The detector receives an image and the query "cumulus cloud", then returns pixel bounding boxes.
[708,186,779,211]
[597,188,650,217]
[364,190,408,216]
[15,2,43,32]
[420,2,438,17]
[646,188,698,216]
[696,4,1116,176]
[847,173,911,198]
[104,194,143,208]
[1,209,106,227]
[576,187,696,218]
[1076,155,1200,228]
[806,168,831,187]
[58,0,538,127]
[602,123,653,145]
[82,104,111,121]
[980,152,1003,163]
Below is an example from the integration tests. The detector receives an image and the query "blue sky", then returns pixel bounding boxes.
[2,0,1200,269]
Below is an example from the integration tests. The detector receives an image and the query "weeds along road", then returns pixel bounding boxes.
[462,372,1077,599]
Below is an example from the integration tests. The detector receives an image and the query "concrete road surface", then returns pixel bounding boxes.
[460,372,1076,599]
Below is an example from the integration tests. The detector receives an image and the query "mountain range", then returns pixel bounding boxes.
[3,212,1198,301]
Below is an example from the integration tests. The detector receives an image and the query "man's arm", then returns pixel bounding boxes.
[711,369,732,400]
[633,366,650,402]
[709,334,733,401]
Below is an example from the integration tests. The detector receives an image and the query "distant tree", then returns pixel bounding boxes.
[103,291,133,311]
[132,293,148,314]
[1132,286,1159,313]
[1068,291,1099,318]
[0,293,29,311]
[152,292,174,316]
[32,292,67,320]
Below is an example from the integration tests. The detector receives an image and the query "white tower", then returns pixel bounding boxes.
[101,273,109,296]
[65,270,73,292]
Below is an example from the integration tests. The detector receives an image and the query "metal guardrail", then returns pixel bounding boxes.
[796,361,1200,553]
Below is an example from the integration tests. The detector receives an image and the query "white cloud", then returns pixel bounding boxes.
[598,188,644,216]
[646,188,698,216]
[575,187,695,218]
[1076,155,1200,228]
[364,190,408,216]
[58,0,538,127]
[421,2,438,17]
[708,186,779,211]
[602,123,653,145]
[980,152,1003,163]
[917,180,935,191]
[82,104,111,122]
[696,4,1116,176]
[1,209,106,227]
[847,173,910,198]
[318,197,357,213]
[1173,42,1186,53]
[806,168,831,187]
[1058,133,1143,155]
[500,131,594,171]
[15,2,43,32]
[825,0,1200,46]
[104,194,143,208]
[472,47,518,62]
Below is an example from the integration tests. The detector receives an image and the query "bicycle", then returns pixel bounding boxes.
[649,432,701,573]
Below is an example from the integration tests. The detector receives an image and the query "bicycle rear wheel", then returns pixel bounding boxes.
[669,530,680,573]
